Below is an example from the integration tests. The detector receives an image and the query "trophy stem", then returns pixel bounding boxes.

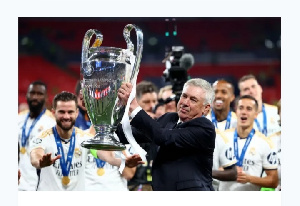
[81,125,126,151]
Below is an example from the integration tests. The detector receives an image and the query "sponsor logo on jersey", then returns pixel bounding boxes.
[225,147,234,160]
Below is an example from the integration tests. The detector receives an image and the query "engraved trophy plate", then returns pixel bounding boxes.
[80,24,143,151]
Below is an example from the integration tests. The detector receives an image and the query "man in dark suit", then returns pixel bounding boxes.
[116,78,216,191]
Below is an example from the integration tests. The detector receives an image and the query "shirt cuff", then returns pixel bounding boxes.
[130,106,142,119]
[118,158,126,174]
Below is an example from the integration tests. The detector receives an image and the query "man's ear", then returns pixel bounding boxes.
[203,104,211,116]
[51,108,55,116]
[230,94,235,103]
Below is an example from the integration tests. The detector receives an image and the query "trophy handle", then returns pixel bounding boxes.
[81,29,103,76]
[123,24,143,81]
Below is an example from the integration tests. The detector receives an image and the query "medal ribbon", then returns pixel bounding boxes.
[53,126,76,177]
[95,158,106,168]
[211,109,232,130]
[254,104,267,136]
[21,108,46,148]
[233,128,255,167]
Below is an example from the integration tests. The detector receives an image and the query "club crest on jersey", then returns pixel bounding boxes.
[249,147,256,155]
[74,148,82,158]
[267,152,277,164]
[38,126,44,133]
[225,147,234,160]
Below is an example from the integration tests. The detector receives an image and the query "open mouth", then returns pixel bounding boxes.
[215,99,223,106]
[240,116,247,123]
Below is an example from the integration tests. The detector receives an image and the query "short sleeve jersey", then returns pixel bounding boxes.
[219,128,278,191]
[212,129,237,190]
[206,110,237,131]
[269,131,281,190]
[85,144,132,191]
[253,103,281,136]
[18,109,56,191]
[30,127,92,191]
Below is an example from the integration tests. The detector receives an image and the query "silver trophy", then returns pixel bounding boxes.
[80,24,143,151]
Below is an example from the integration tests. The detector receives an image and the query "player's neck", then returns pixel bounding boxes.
[237,125,254,139]
[258,100,263,113]
[56,125,74,139]
[29,107,45,118]
[213,107,230,122]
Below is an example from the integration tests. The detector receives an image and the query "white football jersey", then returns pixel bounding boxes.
[253,103,281,136]
[269,131,281,190]
[206,110,237,131]
[85,144,132,191]
[18,109,56,191]
[219,128,278,191]
[29,127,92,191]
[212,129,237,190]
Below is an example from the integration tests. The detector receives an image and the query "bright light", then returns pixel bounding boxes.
[265,39,274,49]
[21,37,29,45]
[148,37,158,46]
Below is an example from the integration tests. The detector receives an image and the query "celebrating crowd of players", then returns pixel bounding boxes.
[18,74,281,191]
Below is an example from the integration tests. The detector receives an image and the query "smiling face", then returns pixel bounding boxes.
[53,100,79,131]
[177,85,210,122]
[213,80,235,112]
[236,98,258,129]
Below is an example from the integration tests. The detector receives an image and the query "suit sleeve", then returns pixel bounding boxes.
[130,110,215,151]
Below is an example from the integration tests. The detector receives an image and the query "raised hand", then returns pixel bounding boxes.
[39,153,61,169]
[117,82,133,106]
[125,154,145,168]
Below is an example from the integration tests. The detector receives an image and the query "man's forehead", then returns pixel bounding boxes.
[238,98,256,106]
[214,81,232,91]
[240,78,258,87]
[183,85,204,97]
[140,92,157,100]
[29,84,46,92]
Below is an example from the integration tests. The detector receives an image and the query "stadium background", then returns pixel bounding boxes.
[18,17,281,109]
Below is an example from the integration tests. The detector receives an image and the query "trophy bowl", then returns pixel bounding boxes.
[80,24,143,151]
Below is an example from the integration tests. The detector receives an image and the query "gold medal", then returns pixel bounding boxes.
[97,168,105,176]
[20,147,26,154]
[62,176,70,186]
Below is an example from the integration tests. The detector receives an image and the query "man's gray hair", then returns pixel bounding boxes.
[183,78,215,105]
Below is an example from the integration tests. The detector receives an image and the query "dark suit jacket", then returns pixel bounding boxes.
[116,110,216,191]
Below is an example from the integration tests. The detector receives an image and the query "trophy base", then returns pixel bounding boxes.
[81,135,126,151]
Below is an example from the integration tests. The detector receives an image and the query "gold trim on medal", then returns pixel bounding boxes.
[62,176,70,185]
[97,168,105,176]
[20,147,26,154]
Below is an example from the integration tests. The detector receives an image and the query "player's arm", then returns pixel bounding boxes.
[96,150,144,168]
[120,150,137,180]
[30,148,61,169]
[237,168,278,188]
[212,164,237,181]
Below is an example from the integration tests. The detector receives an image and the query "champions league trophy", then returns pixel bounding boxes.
[80,24,143,151]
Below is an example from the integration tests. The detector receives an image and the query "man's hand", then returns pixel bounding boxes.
[18,169,21,185]
[117,82,133,106]
[125,154,145,168]
[236,166,251,184]
[39,153,61,169]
